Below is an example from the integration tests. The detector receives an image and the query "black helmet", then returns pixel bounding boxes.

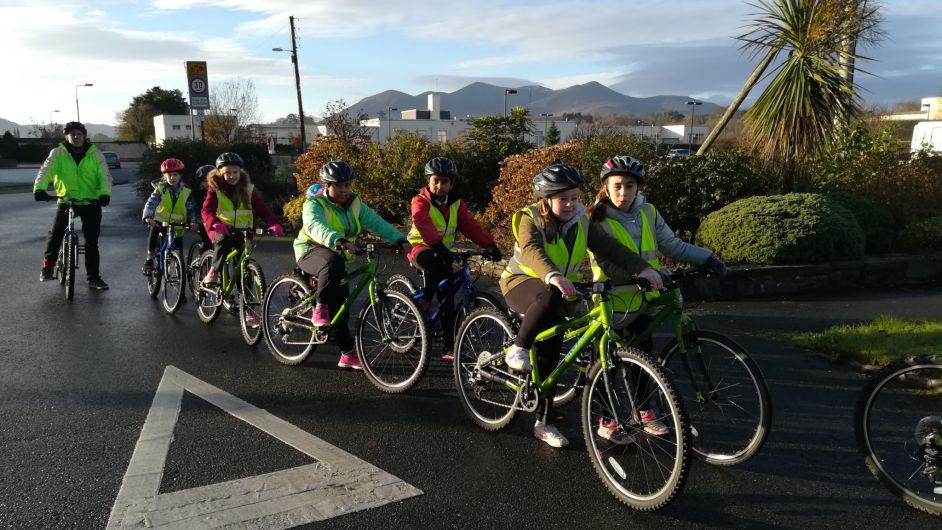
[195,164,215,180]
[424,157,458,179]
[63,121,87,135]
[215,152,244,169]
[600,155,645,184]
[319,160,356,183]
[532,164,586,198]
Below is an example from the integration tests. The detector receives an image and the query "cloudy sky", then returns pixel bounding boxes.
[2,0,939,126]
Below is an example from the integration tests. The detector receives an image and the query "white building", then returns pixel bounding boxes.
[153,115,195,145]
[880,96,942,154]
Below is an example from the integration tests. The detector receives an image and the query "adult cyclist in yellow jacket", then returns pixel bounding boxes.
[295,160,411,370]
[34,121,112,290]
[499,163,663,448]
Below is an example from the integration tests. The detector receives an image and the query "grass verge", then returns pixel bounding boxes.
[783,316,942,367]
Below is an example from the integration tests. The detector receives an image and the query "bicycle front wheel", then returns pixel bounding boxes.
[195,250,221,324]
[262,273,317,365]
[661,330,771,466]
[450,291,504,349]
[161,250,185,314]
[240,260,266,346]
[57,242,66,285]
[856,355,942,516]
[582,347,689,511]
[357,289,430,393]
[64,234,76,301]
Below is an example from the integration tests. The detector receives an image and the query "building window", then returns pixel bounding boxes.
[185,125,192,130]
[172,125,181,131]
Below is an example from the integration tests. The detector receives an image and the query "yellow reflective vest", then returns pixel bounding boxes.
[407,195,459,247]
[502,204,588,282]
[153,184,192,224]
[590,203,661,312]
[215,184,254,229]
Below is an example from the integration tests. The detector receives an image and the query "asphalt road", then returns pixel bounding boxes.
[0,184,939,528]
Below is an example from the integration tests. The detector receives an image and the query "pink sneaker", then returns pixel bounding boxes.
[311,303,331,327]
[639,409,669,436]
[337,350,363,370]
[440,350,455,361]
[597,418,634,445]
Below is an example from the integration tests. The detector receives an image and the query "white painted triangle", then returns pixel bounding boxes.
[107,366,422,529]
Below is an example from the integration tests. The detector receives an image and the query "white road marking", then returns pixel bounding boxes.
[107,366,422,529]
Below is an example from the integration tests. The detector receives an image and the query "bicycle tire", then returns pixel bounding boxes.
[57,242,66,285]
[65,234,76,301]
[240,260,266,346]
[661,330,771,466]
[161,250,185,314]
[450,291,504,350]
[357,289,430,393]
[262,273,318,365]
[195,250,221,324]
[855,354,942,516]
[582,347,689,511]
[453,307,520,430]
[186,240,204,297]
[386,274,418,295]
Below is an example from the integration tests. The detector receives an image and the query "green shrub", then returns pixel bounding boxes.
[898,216,942,253]
[696,193,865,264]
[825,192,895,254]
[16,141,58,163]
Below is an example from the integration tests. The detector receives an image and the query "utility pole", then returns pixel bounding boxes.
[289,16,307,150]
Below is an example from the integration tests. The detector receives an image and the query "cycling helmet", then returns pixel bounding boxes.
[319,160,356,183]
[160,158,185,173]
[215,152,244,169]
[424,157,458,179]
[600,155,645,184]
[195,164,215,181]
[532,164,586,198]
[63,121,87,135]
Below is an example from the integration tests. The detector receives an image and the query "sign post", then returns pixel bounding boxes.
[186,61,210,141]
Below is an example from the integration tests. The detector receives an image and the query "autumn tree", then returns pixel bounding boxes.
[116,87,189,143]
[202,78,261,144]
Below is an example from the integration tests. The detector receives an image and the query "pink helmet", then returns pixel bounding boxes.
[160,158,185,173]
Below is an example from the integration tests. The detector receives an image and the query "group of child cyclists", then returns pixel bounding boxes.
[35,120,727,449]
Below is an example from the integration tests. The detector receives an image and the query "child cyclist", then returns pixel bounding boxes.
[141,158,200,273]
[295,160,411,370]
[201,152,284,286]
[406,156,502,360]
[500,163,664,448]
[588,154,727,435]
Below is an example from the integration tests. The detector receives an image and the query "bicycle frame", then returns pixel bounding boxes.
[155,222,186,275]
[286,247,383,331]
[215,229,257,299]
[413,259,478,327]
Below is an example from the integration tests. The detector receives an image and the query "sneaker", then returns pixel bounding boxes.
[337,350,363,370]
[244,313,261,328]
[440,350,455,362]
[142,258,155,275]
[639,409,669,436]
[311,303,331,327]
[505,345,531,372]
[201,270,219,286]
[88,277,110,290]
[597,418,634,445]
[39,266,55,282]
[534,421,569,448]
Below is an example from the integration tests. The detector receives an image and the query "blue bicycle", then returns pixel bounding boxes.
[144,222,189,314]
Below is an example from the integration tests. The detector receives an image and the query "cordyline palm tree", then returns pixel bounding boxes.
[697,0,882,181]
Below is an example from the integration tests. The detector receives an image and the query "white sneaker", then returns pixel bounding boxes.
[505,345,532,372]
[534,421,569,448]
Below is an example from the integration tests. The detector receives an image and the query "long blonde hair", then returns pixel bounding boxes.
[209,167,253,207]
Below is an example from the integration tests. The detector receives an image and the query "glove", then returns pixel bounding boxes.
[34,190,50,202]
[705,255,728,277]
[433,241,454,263]
[268,224,285,237]
[99,195,110,207]
[484,243,502,262]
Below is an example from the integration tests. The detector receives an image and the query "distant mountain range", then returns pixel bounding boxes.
[0,118,117,139]
[348,81,721,119]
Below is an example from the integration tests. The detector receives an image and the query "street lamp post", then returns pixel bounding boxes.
[686,100,702,148]
[636,120,645,142]
[540,113,553,145]
[75,83,93,122]
[272,16,306,151]
[504,89,518,117]
[386,106,398,144]
[49,109,60,128]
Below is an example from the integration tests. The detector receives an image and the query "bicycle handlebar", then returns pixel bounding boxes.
[451,249,500,264]
[44,196,100,206]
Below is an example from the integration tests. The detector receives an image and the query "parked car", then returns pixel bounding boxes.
[103,151,121,169]
[665,148,692,159]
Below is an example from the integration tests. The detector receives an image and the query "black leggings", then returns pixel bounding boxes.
[297,247,353,351]
[44,203,101,280]
[411,248,456,347]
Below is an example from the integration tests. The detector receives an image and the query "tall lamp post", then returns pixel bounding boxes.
[686,100,702,148]
[49,109,61,128]
[504,89,518,117]
[273,16,306,151]
[75,83,93,122]
[386,106,398,143]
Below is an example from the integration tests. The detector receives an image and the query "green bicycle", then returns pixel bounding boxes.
[454,280,689,511]
[262,243,430,393]
[194,228,269,346]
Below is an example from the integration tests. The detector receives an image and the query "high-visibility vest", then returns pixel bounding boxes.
[153,184,191,223]
[407,195,460,247]
[590,203,661,312]
[215,184,254,229]
[300,189,363,260]
[502,204,588,282]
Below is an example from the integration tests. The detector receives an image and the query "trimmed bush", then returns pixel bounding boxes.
[826,192,895,254]
[898,216,942,253]
[696,193,865,265]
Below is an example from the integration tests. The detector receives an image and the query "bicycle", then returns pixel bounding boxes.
[551,267,772,467]
[45,197,97,301]
[186,238,206,298]
[453,280,689,510]
[143,222,190,314]
[385,250,505,356]
[194,227,269,346]
[262,243,429,393]
[855,354,942,516]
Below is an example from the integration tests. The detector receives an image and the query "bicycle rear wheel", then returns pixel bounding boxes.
[357,289,430,393]
[262,273,318,365]
[239,260,266,346]
[195,250,221,324]
[661,330,771,466]
[450,291,504,350]
[161,250,185,314]
[186,240,203,297]
[582,347,689,511]
[855,355,942,516]
[453,308,520,430]
[385,274,418,295]
[64,234,76,301]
